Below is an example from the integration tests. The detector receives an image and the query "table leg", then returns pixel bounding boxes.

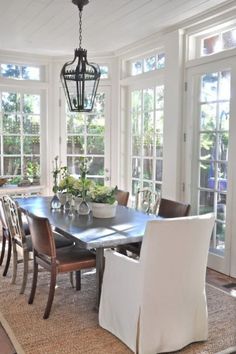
[96,248,104,309]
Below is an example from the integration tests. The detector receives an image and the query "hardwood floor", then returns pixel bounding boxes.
[0,267,235,353]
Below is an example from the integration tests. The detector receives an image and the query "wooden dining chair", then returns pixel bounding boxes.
[26,211,96,319]
[158,198,191,218]
[1,195,74,294]
[0,198,11,277]
[115,189,129,206]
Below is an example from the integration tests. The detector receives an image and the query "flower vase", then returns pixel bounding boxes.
[50,193,61,210]
[78,198,90,215]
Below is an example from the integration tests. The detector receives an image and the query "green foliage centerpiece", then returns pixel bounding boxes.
[88,185,118,218]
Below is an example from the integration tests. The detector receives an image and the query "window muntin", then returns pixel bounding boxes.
[66,92,106,185]
[131,85,164,198]
[0,91,41,183]
[0,64,40,80]
[197,70,230,252]
[131,53,165,76]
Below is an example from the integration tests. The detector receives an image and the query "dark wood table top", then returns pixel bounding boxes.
[16,196,158,249]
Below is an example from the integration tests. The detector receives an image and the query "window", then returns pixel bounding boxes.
[131,85,164,197]
[66,92,106,185]
[197,70,230,251]
[131,53,165,76]
[99,66,109,79]
[200,27,236,57]
[0,91,41,184]
[0,64,40,80]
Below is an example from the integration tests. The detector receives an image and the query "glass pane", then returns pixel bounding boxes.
[155,159,163,181]
[143,89,154,111]
[3,114,21,134]
[23,156,40,178]
[217,163,227,191]
[219,102,230,130]
[23,136,40,154]
[132,113,142,135]
[222,29,236,49]
[216,222,225,249]
[203,35,221,55]
[3,156,21,175]
[155,183,162,193]
[201,73,218,102]
[200,133,216,159]
[143,181,153,189]
[156,86,164,109]
[217,193,226,221]
[86,114,104,134]
[87,136,104,155]
[156,134,163,157]
[23,94,40,114]
[157,53,165,69]
[89,157,104,176]
[2,92,20,112]
[143,111,154,132]
[218,133,228,161]
[200,103,216,130]
[67,136,84,154]
[199,190,214,214]
[67,113,84,134]
[132,180,140,196]
[132,158,141,178]
[23,115,40,134]
[143,159,153,180]
[156,110,164,132]
[1,64,21,78]
[93,92,105,115]
[3,136,21,154]
[66,156,81,175]
[144,56,156,72]
[99,66,109,79]
[131,90,141,113]
[143,134,154,157]
[131,60,142,75]
[200,161,212,189]
[22,66,40,80]
[219,70,231,100]
[90,177,104,186]
[132,136,142,156]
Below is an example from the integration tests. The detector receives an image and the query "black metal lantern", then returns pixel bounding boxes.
[61,0,100,112]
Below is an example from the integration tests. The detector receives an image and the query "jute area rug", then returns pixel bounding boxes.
[0,266,235,354]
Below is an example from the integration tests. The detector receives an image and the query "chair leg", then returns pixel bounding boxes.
[11,241,18,284]
[28,257,38,305]
[43,267,57,319]
[0,232,6,266]
[20,251,29,294]
[75,270,81,291]
[70,272,74,288]
[3,237,11,277]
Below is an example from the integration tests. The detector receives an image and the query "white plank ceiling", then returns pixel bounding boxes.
[0,0,232,56]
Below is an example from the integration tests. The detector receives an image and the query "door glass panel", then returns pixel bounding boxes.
[198,70,231,254]
[66,92,106,184]
[131,86,164,198]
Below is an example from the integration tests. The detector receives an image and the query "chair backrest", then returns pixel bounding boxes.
[158,198,190,218]
[115,189,129,206]
[0,198,8,230]
[1,195,26,244]
[26,211,56,258]
[135,188,160,214]
[138,214,215,352]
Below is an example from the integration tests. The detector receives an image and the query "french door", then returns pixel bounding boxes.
[59,87,111,186]
[185,57,236,276]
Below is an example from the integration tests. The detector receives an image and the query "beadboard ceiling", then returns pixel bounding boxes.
[0,0,232,57]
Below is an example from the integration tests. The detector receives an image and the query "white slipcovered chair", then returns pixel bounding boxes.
[99,214,215,354]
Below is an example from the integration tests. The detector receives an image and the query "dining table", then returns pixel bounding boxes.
[16,196,158,307]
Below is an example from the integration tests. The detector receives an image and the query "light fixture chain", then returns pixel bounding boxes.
[79,8,82,48]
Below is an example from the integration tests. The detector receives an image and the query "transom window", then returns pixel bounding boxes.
[131,85,164,197]
[202,27,236,56]
[0,64,40,81]
[0,91,41,184]
[131,53,165,76]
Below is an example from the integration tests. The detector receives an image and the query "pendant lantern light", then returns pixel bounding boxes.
[61,0,100,112]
